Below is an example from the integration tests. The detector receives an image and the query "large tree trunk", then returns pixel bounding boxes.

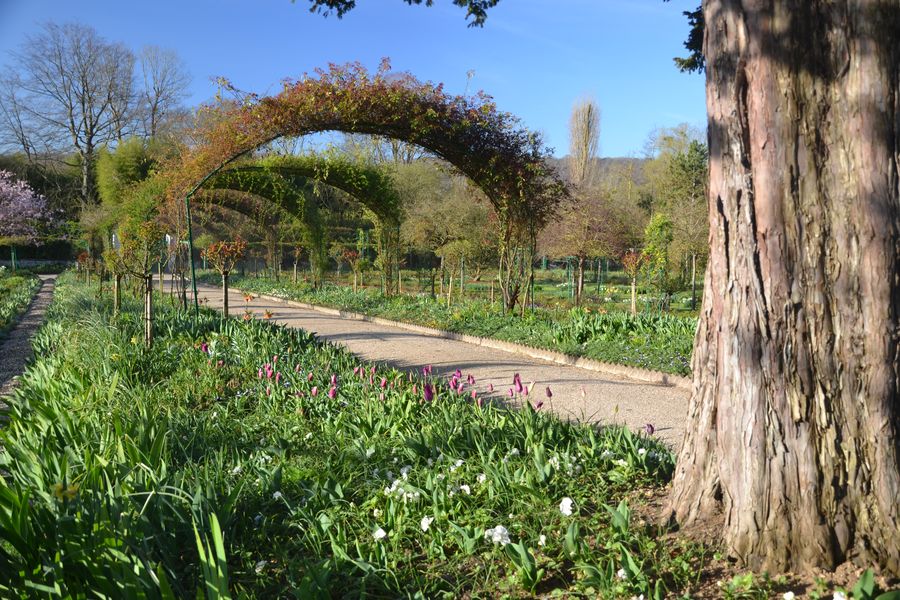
[668,0,900,575]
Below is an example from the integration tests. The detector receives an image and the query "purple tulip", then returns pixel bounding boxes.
[424,383,434,402]
[353,366,360,375]
[533,400,544,410]
[488,383,494,392]
[545,386,553,399]
[200,342,209,354]
[508,388,514,397]
[644,423,655,436]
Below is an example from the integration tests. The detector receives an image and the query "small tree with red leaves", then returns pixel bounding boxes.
[202,239,247,318]
[621,250,647,316]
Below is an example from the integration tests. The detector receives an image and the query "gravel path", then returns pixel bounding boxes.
[194,281,691,446]
[0,275,56,399]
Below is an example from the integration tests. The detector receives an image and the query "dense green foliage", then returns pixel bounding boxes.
[198,274,696,375]
[0,274,705,597]
[0,269,40,338]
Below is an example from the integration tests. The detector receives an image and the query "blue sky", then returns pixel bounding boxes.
[0,0,705,157]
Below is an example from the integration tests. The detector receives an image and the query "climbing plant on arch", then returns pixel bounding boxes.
[200,154,404,292]
[166,60,566,310]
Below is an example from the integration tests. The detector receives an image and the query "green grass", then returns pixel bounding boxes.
[0,268,40,339]
[0,273,706,598]
[200,273,696,376]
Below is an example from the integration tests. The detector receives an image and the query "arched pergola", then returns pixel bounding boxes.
[166,61,566,310]
[199,154,402,288]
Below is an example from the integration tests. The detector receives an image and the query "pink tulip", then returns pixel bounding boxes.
[424,383,434,402]
[266,387,271,396]
[533,401,544,410]
[275,372,282,384]
[546,386,553,398]
[379,393,385,401]
[308,372,314,381]
[412,384,418,395]
[455,368,462,379]
[488,383,494,392]
[311,386,318,396]
[353,366,360,375]
[370,366,376,375]
[200,342,209,354]
[258,368,264,379]
[476,397,483,408]
[470,390,476,400]
[331,374,337,385]
[508,388,514,397]
[328,386,337,399]
[380,377,387,389]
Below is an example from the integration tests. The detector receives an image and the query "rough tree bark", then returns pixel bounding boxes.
[668,0,900,574]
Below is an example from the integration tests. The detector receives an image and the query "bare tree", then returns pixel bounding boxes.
[138,46,191,138]
[3,23,136,207]
[567,96,600,189]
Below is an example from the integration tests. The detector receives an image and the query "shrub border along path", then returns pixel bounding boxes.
[194,279,691,446]
[0,275,56,399]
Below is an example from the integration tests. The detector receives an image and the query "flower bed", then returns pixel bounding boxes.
[0,273,705,597]
[0,268,40,338]
[199,273,696,376]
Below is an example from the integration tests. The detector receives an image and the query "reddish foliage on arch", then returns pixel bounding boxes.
[166,60,565,228]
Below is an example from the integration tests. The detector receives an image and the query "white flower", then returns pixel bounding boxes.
[484,525,511,545]
[783,592,796,600]
[254,560,267,574]
[477,473,487,484]
[435,473,446,482]
[616,567,627,580]
[272,491,283,500]
[538,534,547,546]
[231,465,242,475]
[637,448,647,456]
[365,446,375,457]
[373,527,387,541]
[508,448,520,457]
[614,459,629,467]
[373,508,381,518]
[372,468,380,477]
[459,484,471,495]
[559,497,574,516]
[450,459,464,472]
[420,516,434,532]
[427,458,434,466]
[601,450,614,460]
[400,465,412,479]
[833,593,847,600]
[304,432,313,440]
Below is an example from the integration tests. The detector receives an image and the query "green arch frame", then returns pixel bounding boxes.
[167,61,566,309]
